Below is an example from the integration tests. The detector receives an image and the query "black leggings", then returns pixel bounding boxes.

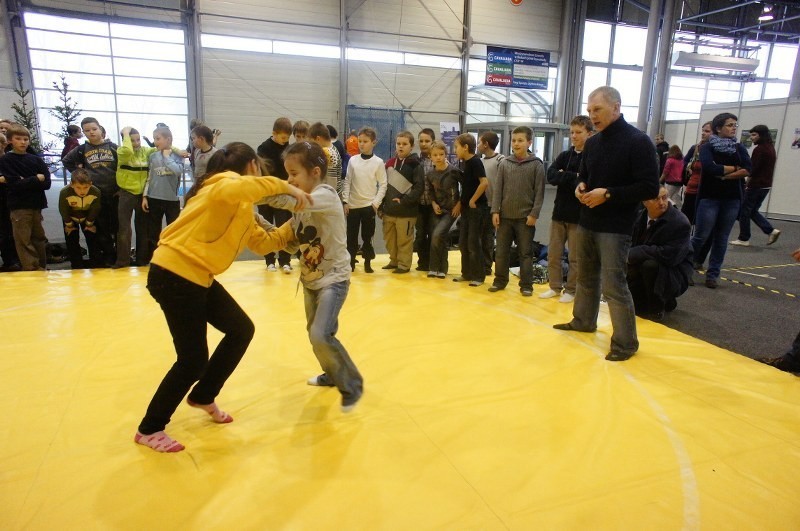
[138,264,254,434]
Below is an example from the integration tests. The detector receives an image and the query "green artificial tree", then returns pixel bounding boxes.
[49,74,82,141]
[10,74,52,154]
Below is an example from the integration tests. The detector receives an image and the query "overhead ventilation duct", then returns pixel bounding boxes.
[672,51,760,72]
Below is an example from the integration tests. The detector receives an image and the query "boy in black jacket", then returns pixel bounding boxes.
[382,131,424,274]
[0,125,51,270]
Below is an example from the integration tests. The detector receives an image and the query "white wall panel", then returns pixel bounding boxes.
[199,0,340,29]
[347,62,460,114]
[696,99,799,219]
[202,49,339,149]
[471,0,561,54]
[200,15,340,45]
[347,0,465,57]
[25,0,183,24]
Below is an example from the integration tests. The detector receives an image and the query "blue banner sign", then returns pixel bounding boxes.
[486,46,550,90]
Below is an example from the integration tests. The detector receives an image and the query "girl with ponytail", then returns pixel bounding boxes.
[134,141,312,453]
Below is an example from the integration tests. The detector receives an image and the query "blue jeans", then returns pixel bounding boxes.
[493,217,535,290]
[428,211,456,274]
[691,198,740,280]
[572,227,638,355]
[737,188,774,241]
[304,281,362,403]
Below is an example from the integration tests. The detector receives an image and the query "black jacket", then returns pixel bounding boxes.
[629,204,693,300]
[382,154,423,218]
[0,152,51,210]
[578,115,660,234]
[547,147,582,224]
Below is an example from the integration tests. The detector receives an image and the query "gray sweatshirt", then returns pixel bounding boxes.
[61,140,118,196]
[144,151,184,201]
[491,154,546,219]
[263,184,351,290]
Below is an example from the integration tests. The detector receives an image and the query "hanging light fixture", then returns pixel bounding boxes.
[758,4,774,22]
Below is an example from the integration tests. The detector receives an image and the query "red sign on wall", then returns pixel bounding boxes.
[510,0,523,5]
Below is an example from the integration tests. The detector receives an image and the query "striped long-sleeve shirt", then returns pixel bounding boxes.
[491,154,546,219]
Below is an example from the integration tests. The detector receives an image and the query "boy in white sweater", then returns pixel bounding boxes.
[341,127,387,273]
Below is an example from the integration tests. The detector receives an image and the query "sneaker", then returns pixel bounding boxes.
[539,289,560,299]
[341,392,362,413]
[266,264,278,272]
[452,276,468,282]
[427,271,437,278]
[307,373,336,387]
[705,278,718,289]
[487,285,505,292]
[436,272,446,279]
[729,239,750,246]
[468,281,484,287]
[391,268,410,274]
[692,262,704,271]
[767,229,781,245]
[520,289,533,297]
[382,263,397,270]
[559,292,575,303]
[282,264,292,274]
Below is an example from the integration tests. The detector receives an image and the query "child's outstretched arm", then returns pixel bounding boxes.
[260,184,337,213]
[215,174,311,209]
[248,219,296,256]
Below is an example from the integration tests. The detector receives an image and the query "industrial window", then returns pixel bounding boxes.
[24,12,189,150]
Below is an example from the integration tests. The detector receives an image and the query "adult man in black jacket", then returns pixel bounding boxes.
[628,186,693,321]
[554,86,660,361]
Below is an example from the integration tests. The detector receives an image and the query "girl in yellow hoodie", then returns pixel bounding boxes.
[134,142,312,453]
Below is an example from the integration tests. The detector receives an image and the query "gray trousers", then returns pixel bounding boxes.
[116,189,148,266]
[548,220,579,295]
[572,227,638,355]
[10,209,46,271]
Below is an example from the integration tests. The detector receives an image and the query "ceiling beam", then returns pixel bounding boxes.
[677,0,762,23]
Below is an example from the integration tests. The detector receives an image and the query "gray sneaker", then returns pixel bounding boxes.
[767,229,781,245]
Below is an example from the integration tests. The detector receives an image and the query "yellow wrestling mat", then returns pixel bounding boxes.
[2,254,800,530]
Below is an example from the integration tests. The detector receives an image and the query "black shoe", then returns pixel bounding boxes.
[416,265,429,272]
[520,289,533,297]
[760,354,800,373]
[364,260,373,274]
[606,350,635,362]
[382,263,397,270]
[392,268,410,274]
[705,278,718,289]
[553,322,597,332]
[665,298,677,312]
[452,276,468,282]
[487,285,504,292]
[648,310,665,321]
[693,262,703,271]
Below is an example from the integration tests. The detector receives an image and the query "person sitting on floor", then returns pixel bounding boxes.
[627,185,693,321]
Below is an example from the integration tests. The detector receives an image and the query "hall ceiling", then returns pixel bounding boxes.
[588,1,800,43]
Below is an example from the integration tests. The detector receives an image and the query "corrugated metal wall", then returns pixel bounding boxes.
[4,0,565,147]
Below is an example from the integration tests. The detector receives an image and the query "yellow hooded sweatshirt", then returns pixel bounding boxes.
[151,171,294,286]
